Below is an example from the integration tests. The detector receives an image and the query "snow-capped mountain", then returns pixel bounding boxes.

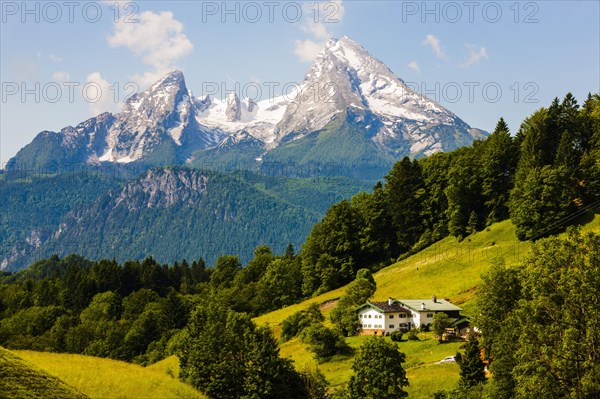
[7,36,486,176]
[272,36,485,155]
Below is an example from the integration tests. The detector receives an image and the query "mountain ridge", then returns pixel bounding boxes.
[7,36,486,177]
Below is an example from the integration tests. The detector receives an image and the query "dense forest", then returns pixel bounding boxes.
[1,93,599,398]
[0,170,370,270]
[300,93,600,295]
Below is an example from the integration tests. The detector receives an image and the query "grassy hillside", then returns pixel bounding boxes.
[0,347,88,399]
[13,350,205,399]
[256,215,600,397]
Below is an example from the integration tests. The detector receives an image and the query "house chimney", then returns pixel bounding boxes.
[432,294,437,303]
[388,297,393,306]
[421,303,426,310]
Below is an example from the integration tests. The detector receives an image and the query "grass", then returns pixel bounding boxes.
[6,216,598,398]
[279,333,464,391]
[406,363,460,398]
[146,355,181,378]
[257,219,528,333]
[257,215,600,394]
[0,346,88,399]
[13,350,206,399]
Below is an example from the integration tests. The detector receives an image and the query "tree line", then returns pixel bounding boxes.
[300,93,600,295]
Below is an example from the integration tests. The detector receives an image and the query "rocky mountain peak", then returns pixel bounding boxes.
[121,70,188,116]
[225,93,242,122]
[8,38,486,173]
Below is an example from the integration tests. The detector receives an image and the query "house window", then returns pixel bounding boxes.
[400,314,406,318]
[368,324,372,328]
[389,324,394,328]
[368,315,371,318]
[389,315,394,319]
[427,313,433,318]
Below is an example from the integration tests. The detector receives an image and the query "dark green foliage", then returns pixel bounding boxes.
[301,200,364,295]
[406,328,419,341]
[299,365,329,399]
[476,260,521,361]
[512,230,600,398]
[330,277,376,336]
[281,303,325,342]
[2,168,371,272]
[0,254,202,363]
[301,323,350,362]
[0,172,121,271]
[431,312,452,341]
[509,93,599,240]
[351,187,398,266]
[355,269,375,285]
[385,157,425,252]
[457,335,486,388]
[480,119,518,224]
[347,337,409,399]
[390,330,403,342]
[210,256,242,289]
[445,145,486,239]
[179,303,306,399]
[509,165,575,240]
[479,230,600,398]
[254,257,303,313]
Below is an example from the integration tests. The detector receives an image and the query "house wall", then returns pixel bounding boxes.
[357,306,463,334]
[383,311,413,333]
[358,308,385,331]
[358,308,415,334]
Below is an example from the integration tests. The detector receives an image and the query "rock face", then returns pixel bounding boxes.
[225,93,242,122]
[7,36,486,175]
[115,168,209,209]
[273,36,486,156]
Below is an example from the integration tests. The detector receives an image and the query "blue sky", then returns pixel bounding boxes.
[1,0,599,164]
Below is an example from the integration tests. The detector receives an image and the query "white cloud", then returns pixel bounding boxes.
[301,21,330,41]
[107,10,193,86]
[462,45,488,68]
[408,61,420,73]
[52,71,70,81]
[423,34,447,60]
[85,72,121,115]
[294,39,325,63]
[48,54,63,62]
[294,0,344,63]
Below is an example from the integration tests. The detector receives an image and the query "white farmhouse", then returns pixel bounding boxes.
[355,295,463,335]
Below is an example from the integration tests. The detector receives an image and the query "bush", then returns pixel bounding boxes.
[407,328,419,341]
[301,324,350,362]
[390,331,403,342]
[281,304,324,342]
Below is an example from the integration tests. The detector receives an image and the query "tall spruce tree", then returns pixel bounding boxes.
[481,118,518,223]
[457,335,486,388]
[385,157,425,252]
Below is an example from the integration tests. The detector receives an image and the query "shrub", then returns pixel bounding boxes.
[407,328,419,341]
[281,304,324,342]
[390,331,403,342]
[301,324,350,362]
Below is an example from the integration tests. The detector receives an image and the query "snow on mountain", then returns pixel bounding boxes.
[195,93,291,146]
[273,36,481,156]
[99,70,225,163]
[7,36,486,171]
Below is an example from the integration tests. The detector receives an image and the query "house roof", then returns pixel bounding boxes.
[397,299,462,312]
[355,301,411,313]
